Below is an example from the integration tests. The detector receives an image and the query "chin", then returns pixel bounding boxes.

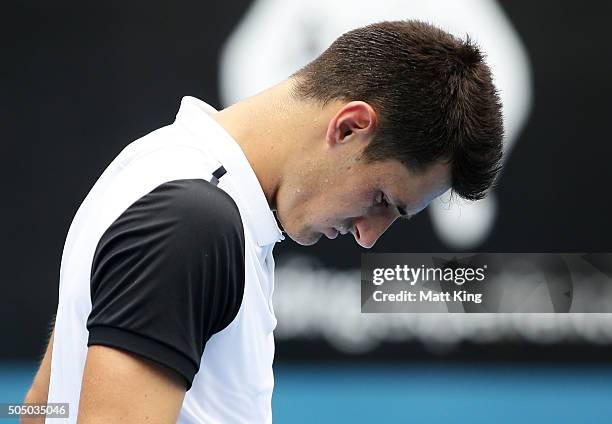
[286,229,321,246]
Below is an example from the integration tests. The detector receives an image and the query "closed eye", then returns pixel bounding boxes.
[377,192,412,220]
[376,192,389,208]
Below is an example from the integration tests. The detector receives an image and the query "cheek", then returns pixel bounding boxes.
[332,190,374,219]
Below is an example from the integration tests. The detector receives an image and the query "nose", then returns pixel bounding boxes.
[352,212,398,249]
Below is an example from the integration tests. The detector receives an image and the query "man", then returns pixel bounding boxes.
[24,20,502,423]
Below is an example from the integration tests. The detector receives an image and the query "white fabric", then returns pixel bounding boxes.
[47,96,283,423]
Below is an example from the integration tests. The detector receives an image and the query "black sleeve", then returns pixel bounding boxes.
[87,179,245,390]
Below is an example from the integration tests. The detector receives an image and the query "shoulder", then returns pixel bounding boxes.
[149,179,242,231]
[92,178,246,284]
[113,178,244,246]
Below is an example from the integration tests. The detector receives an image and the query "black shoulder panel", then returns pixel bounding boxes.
[87,179,245,390]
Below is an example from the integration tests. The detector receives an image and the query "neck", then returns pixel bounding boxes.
[212,79,315,210]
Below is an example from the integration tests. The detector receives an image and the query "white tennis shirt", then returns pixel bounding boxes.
[47,96,284,423]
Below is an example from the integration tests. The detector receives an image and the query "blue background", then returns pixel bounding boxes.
[3,363,612,423]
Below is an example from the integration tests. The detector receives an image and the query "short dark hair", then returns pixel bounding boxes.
[291,20,504,201]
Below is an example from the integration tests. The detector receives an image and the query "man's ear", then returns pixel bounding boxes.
[326,101,377,147]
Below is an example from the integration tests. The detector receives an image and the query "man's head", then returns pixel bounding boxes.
[272,20,504,248]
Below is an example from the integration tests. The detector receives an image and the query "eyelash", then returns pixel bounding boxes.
[377,192,389,208]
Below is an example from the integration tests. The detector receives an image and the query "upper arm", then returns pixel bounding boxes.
[77,345,185,424]
[84,179,245,394]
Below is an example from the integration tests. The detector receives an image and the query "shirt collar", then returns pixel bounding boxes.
[174,96,284,246]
